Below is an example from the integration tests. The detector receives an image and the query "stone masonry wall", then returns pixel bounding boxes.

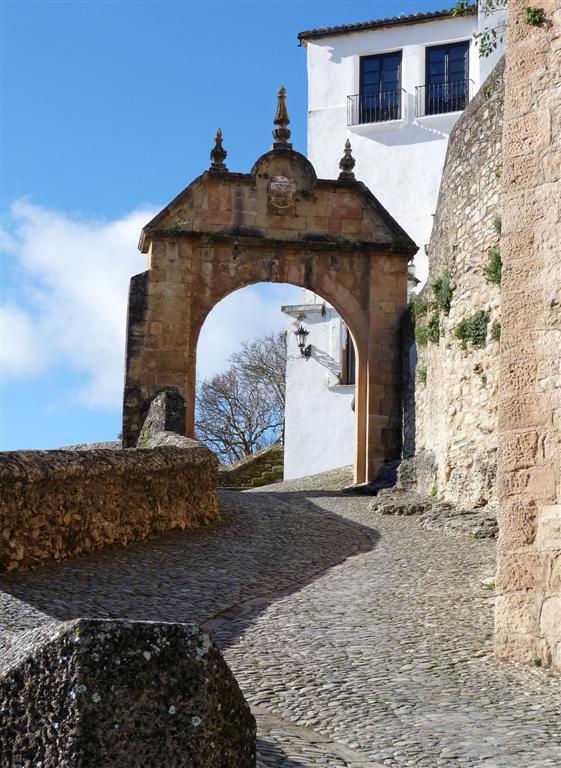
[218,444,284,488]
[494,0,561,667]
[0,439,218,573]
[409,60,504,510]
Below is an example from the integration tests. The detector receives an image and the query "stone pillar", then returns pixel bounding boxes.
[495,0,561,667]
[364,255,408,483]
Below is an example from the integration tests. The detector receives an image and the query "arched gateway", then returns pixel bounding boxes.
[122,89,417,484]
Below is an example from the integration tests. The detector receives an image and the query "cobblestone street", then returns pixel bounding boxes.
[1,469,560,767]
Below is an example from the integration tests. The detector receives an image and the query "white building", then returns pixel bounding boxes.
[283,290,356,480]
[283,7,506,480]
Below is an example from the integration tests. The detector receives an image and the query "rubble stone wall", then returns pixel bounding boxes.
[0,440,219,573]
[408,59,504,509]
[494,0,561,667]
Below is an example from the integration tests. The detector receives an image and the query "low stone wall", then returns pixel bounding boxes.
[218,444,284,489]
[0,439,218,573]
[1,618,255,767]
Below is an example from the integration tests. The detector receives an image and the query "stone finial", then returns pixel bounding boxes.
[338,139,356,180]
[210,128,228,171]
[272,86,292,149]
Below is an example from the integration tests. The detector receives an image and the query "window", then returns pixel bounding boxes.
[421,41,470,116]
[348,51,403,125]
[341,329,356,385]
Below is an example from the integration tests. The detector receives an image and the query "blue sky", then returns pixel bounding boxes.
[1,0,451,449]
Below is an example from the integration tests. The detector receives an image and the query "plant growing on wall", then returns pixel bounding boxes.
[491,320,501,340]
[432,270,453,314]
[409,297,429,319]
[427,313,441,344]
[455,310,491,350]
[523,6,546,25]
[484,246,502,284]
[415,325,429,347]
[417,365,428,386]
[484,216,502,284]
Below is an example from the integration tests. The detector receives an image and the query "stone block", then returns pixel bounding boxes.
[540,596,561,644]
[497,465,557,504]
[497,502,537,548]
[536,505,561,551]
[0,618,256,767]
[497,430,538,471]
[504,45,548,92]
[495,552,548,592]
[494,592,542,635]
[548,552,561,591]
[497,393,549,431]
[494,630,552,666]
[542,150,561,183]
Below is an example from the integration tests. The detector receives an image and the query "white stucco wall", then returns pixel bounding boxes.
[282,13,507,480]
[478,5,508,82]
[282,292,355,480]
[305,15,480,284]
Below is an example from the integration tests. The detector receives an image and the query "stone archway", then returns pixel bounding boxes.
[122,89,417,484]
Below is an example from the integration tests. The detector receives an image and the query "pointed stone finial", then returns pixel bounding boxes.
[210,128,228,171]
[338,139,356,180]
[272,86,292,149]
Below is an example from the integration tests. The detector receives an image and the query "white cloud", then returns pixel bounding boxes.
[0,304,46,377]
[1,200,300,409]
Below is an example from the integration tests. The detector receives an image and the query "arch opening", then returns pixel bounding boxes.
[194,281,358,481]
[122,115,415,484]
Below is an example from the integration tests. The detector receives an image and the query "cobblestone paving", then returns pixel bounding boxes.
[1,468,560,766]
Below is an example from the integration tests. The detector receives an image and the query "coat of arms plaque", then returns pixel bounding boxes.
[268,176,296,209]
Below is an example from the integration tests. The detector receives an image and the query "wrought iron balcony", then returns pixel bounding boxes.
[415,79,473,117]
[347,90,405,126]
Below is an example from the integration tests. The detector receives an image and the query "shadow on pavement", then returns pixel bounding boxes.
[0,487,380,661]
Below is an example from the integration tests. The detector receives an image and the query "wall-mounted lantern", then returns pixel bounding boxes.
[294,324,312,360]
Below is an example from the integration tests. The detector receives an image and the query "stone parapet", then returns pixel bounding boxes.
[218,443,284,488]
[0,440,219,573]
[0,618,255,767]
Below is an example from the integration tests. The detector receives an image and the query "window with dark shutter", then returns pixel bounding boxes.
[424,41,470,115]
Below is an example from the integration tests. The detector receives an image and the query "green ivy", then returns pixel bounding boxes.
[409,296,429,319]
[417,365,427,386]
[523,6,546,25]
[484,246,502,285]
[491,320,501,341]
[427,313,441,344]
[432,270,453,315]
[493,216,502,237]
[415,325,429,347]
[455,310,491,350]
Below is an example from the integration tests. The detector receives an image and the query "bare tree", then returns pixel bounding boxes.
[230,332,286,427]
[196,332,286,463]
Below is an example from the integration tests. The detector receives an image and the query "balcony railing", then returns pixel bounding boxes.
[347,90,405,126]
[415,79,473,117]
